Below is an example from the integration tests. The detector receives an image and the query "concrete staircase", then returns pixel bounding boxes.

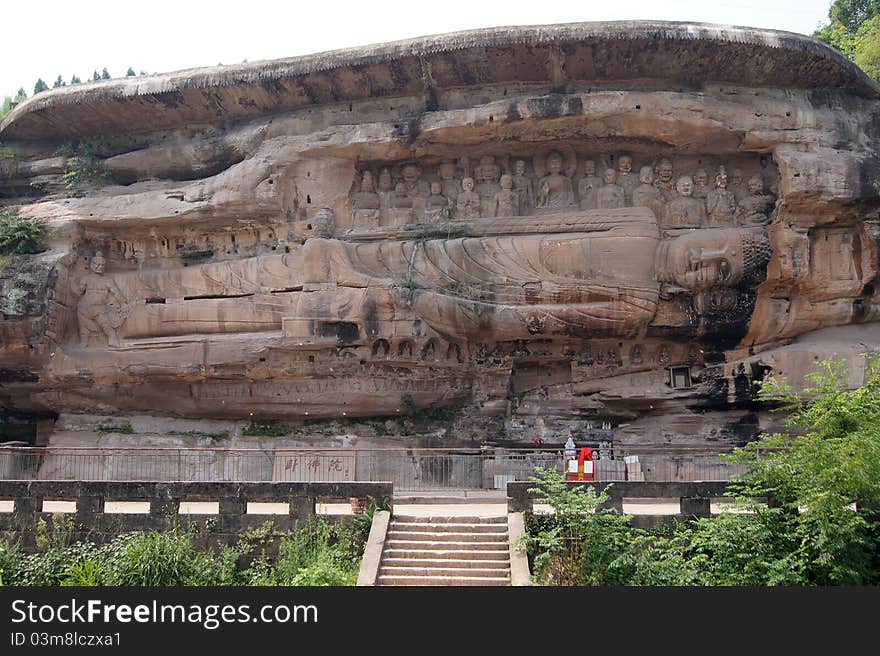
[377,514,511,586]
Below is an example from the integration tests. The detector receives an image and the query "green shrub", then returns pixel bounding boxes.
[103,530,215,586]
[0,212,44,255]
[242,420,292,436]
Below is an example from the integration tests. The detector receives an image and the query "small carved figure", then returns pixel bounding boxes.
[616,155,639,204]
[494,174,519,218]
[401,163,429,198]
[632,165,662,214]
[389,182,413,225]
[735,175,776,228]
[693,168,710,200]
[535,151,575,209]
[77,252,127,347]
[455,177,481,220]
[596,168,626,209]
[352,171,380,209]
[654,158,676,202]
[705,167,737,226]
[377,168,395,223]
[729,168,748,203]
[439,161,460,206]
[425,181,450,222]
[476,156,502,217]
[663,175,706,229]
[511,159,534,214]
[577,159,603,210]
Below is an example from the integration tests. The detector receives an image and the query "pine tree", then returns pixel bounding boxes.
[70,75,81,85]
[52,75,66,89]
[33,79,49,95]
[13,88,27,103]
[92,70,101,81]
[101,68,110,80]
[126,68,136,77]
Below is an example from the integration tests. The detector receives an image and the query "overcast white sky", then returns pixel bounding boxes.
[2,0,834,98]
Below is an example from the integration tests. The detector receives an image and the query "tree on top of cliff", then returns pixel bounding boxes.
[32,79,48,95]
[815,0,880,79]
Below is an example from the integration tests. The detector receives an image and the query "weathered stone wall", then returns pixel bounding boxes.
[1,21,879,451]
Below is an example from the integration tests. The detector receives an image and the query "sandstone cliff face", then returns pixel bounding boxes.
[1,22,878,449]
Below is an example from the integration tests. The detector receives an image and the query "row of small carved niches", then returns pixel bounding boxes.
[272,335,703,375]
[349,151,779,232]
[88,226,289,270]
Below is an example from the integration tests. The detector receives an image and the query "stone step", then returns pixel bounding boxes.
[386,539,507,551]
[387,530,508,543]
[380,566,510,578]
[381,557,511,569]
[392,515,506,524]
[389,521,509,534]
[384,548,510,561]
[377,575,509,586]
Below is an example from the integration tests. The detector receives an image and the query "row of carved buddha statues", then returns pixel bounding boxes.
[350,152,778,230]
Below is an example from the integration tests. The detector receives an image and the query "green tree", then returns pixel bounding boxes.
[70,74,81,85]
[52,75,65,89]
[1,97,12,119]
[33,79,48,95]
[101,68,110,80]
[815,1,880,79]
[725,356,880,584]
[126,67,136,77]
[92,70,101,81]
[13,88,26,103]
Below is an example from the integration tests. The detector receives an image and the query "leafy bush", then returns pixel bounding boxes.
[0,212,44,254]
[59,139,110,194]
[242,420,293,436]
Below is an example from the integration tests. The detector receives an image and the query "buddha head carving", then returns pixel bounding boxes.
[479,156,500,182]
[461,177,475,192]
[618,155,633,175]
[639,165,654,184]
[439,161,456,180]
[730,168,744,187]
[402,164,421,184]
[604,168,617,185]
[584,159,596,177]
[657,228,771,291]
[694,168,708,188]
[514,159,527,176]
[747,174,765,195]
[500,174,513,190]
[715,166,728,189]
[378,168,393,192]
[546,151,564,175]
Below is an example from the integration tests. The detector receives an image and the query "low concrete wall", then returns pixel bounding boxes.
[0,480,392,549]
[507,480,731,524]
[356,510,391,586]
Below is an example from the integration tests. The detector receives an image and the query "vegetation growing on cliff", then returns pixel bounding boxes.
[0,211,44,255]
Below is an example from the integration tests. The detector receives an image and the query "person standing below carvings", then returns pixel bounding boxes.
[663,175,706,229]
[596,168,626,209]
[578,159,603,210]
[511,159,534,214]
[493,174,519,218]
[616,154,639,204]
[735,175,776,228]
[631,165,662,216]
[77,252,127,347]
[455,177,481,220]
[535,150,575,209]
[705,166,737,227]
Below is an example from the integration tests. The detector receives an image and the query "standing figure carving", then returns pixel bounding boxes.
[535,150,575,209]
[632,165,662,216]
[596,168,626,209]
[439,161,460,208]
[705,166,737,226]
[494,174,519,218]
[77,252,127,347]
[578,159,603,210]
[475,156,502,218]
[663,175,706,229]
[616,155,639,204]
[455,177,481,220]
[511,159,534,214]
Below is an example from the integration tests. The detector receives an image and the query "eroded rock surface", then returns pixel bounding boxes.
[1,21,879,450]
